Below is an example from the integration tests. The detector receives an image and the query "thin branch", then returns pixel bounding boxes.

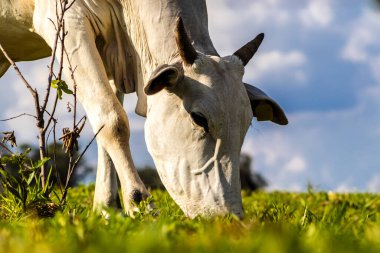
[52,121,64,194]
[0,44,40,111]
[42,0,67,125]
[60,125,104,204]
[0,44,35,94]
[72,79,77,130]
[64,49,78,129]
[0,113,36,122]
[72,124,101,172]
[46,123,55,144]
[75,116,86,129]
[42,15,61,113]
[65,0,77,11]
[55,21,66,84]
[48,18,58,31]
[0,142,13,155]
[44,94,59,132]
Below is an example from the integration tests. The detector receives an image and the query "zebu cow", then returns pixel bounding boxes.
[0,0,288,218]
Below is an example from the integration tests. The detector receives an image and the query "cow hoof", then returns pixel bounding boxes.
[131,189,143,205]
[124,189,158,218]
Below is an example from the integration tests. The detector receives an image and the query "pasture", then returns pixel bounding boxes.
[1,186,380,253]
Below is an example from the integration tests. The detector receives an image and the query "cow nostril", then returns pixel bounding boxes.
[190,112,209,133]
[131,189,143,205]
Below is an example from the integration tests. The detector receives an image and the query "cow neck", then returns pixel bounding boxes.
[121,0,218,84]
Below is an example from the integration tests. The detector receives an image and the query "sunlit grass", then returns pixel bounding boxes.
[1,185,380,253]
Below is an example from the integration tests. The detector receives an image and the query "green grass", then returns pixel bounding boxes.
[1,186,380,253]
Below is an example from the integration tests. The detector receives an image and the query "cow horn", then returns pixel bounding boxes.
[234,33,264,66]
[175,17,197,65]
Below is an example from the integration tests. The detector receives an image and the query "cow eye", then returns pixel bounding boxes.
[190,112,209,133]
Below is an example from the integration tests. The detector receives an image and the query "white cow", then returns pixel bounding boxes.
[1,0,287,218]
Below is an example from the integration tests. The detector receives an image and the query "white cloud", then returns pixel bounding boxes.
[208,0,290,30]
[257,51,307,72]
[367,175,380,192]
[284,156,307,173]
[207,0,296,56]
[335,181,356,193]
[241,125,309,190]
[261,101,380,190]
[246,1,290,26]
[242,129,290,168]
[341,9,380,63]
[207,1,240,30]
[207,0,308,87]
[241,91,380,192]
[299,0,334,28]
[342,29,375,63]
[246,50,307,84]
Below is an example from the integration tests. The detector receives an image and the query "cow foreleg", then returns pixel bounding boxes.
[93,88,123,211]
[33,7,150,216]
[93,144,121,210]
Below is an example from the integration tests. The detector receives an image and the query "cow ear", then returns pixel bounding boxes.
[244,83,288,125]
[144,64,184,95]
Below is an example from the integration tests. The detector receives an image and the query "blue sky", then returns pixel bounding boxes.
[1,0,380,192]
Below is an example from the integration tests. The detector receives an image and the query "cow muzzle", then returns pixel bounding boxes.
[155,138,244,219]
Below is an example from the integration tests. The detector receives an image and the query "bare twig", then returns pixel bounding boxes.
[72,75,77,130]
[43,0,67,133]
[0,142,13,155]
[0,45,36,95]
[1,131,17,147]
[60,125,104,204]
[71,125,99,172]
[0,113,36,121]
[41,24,59,114]
[52,122,64,194]
[43,94,59,132]
[59,116,86,154]
[42,0,72,113]
[0,44,40,111]
[65,0,77,11]
[39,0,70,186]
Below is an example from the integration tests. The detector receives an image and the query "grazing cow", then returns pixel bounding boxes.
[0,0,288,218]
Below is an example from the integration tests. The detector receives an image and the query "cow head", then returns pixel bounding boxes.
[144,18,287,218]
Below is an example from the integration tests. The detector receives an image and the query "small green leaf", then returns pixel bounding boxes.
[62,87,73,95]
[23,148,32,155]
[26,171,35,186]
[51,79,73,99]
[51,80,60,89]
[57,89,63,100]
[60,81,73,95]
[33,157,50,169]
